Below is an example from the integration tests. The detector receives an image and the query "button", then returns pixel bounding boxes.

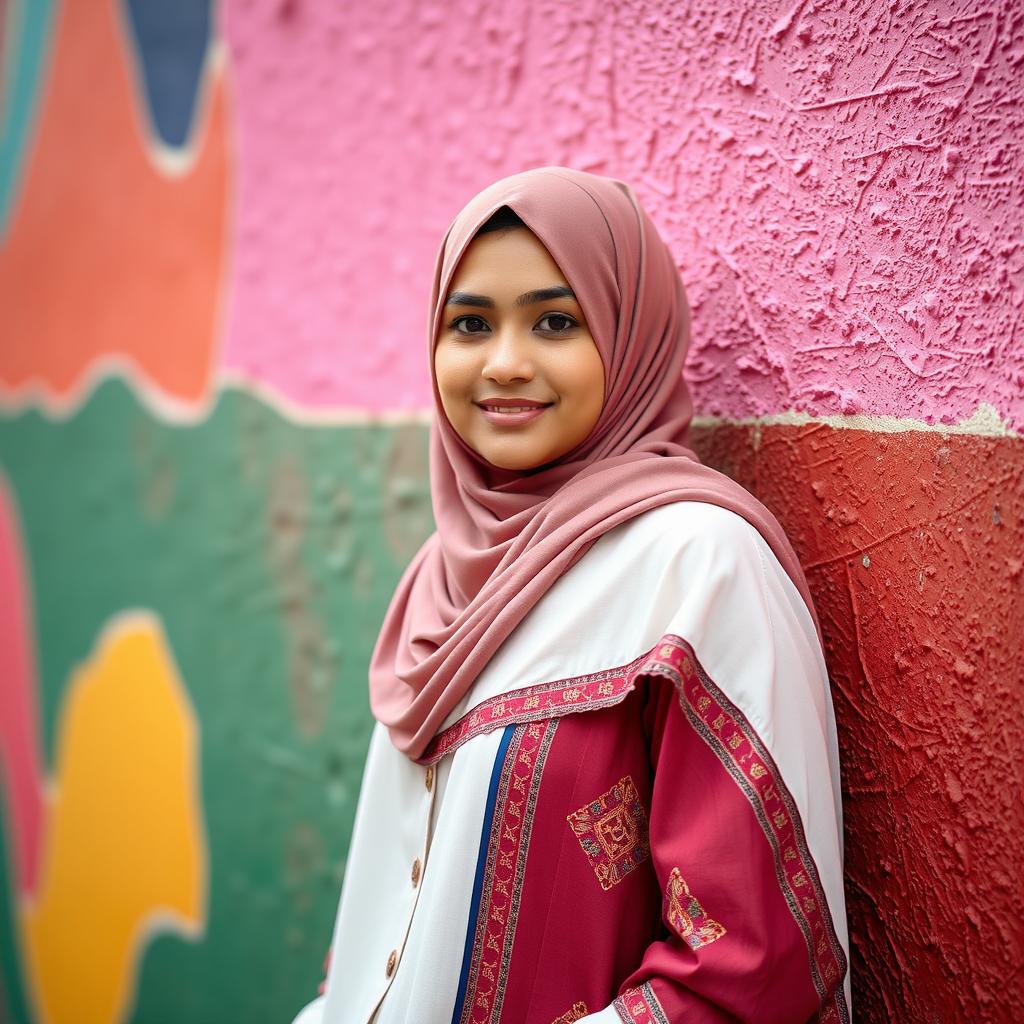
[411,858,421,886]
[425,766,434,792]
[385,949,397,977]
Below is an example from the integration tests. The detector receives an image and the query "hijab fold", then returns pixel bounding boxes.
[369,167,823,760]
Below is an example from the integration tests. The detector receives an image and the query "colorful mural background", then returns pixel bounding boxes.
[0,1,1021,1022]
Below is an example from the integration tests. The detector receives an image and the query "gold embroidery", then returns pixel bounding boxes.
[567,776,651,891]
[665,867,726,950]
[750,763,767,778]
[551,1001,589,1023]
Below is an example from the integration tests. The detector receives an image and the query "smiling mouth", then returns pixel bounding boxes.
[475,402,554,426]
[478,404,553,412]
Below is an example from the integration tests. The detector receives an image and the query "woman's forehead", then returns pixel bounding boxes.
[447,228,571,293]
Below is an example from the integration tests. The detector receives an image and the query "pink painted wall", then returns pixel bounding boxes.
[220,0,1023,427]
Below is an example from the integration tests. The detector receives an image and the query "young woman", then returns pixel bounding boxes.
[292,167,850,1023]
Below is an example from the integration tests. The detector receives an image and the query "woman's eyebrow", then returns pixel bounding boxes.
[445,291,495,308]
[445,286,576,309]
[516,286,576,307]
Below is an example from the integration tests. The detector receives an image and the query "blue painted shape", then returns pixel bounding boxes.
[121,0,211,149]
[0,0,58,241]
[450,724,517,1024]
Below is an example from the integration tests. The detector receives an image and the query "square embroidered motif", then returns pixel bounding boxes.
[566,775,650,891]
[664,867,726,949]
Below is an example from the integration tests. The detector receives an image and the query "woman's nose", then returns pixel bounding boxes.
[481,327,535,382]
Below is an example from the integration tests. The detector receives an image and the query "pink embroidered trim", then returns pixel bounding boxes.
[459,720,558,1024]
[614,982,669,1024]
[665,638,850,1024]
[419,644,666,766]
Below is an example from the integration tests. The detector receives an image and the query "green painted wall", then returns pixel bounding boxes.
[0,380,432,1022]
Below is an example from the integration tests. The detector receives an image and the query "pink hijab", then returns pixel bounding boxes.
[369,166,823,760]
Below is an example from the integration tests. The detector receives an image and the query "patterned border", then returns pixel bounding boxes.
[419,645,664,766]
[614,982,670,1024]
[458,719,558,1024]
[662,638,851,1024]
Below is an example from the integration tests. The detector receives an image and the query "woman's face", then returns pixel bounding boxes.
[433,226,606,472]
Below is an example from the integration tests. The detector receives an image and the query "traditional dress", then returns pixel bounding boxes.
[290,167,850,1022]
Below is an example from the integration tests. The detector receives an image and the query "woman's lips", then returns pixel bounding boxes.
[476,402,553,427]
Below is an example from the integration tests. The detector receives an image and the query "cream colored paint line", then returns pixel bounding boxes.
[0,365,1018,439]
[691,402,1018,440]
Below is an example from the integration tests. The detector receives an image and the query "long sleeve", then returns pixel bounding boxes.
[579,512,850,1024]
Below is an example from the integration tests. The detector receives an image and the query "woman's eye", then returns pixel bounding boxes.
[537,313,577,333]
[450,316,490,334]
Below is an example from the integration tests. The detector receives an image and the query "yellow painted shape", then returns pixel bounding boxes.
[20,611,206,1024]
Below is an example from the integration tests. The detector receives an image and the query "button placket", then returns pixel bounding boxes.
[378,759,438,1007]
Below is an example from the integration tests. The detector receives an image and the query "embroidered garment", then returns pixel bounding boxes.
[291,502,851,1024]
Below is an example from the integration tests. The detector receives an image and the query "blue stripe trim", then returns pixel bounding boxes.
[450,724,516,1024]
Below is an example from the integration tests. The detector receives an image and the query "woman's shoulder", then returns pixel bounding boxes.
[594,499,819,657]
[597,499,774,576]
[624,498,760,537]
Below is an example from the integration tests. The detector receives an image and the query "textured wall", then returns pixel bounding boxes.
[0,0,1021,1022]
[216,0,1023,426]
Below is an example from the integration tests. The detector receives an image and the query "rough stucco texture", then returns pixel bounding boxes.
[222,0,1023,427]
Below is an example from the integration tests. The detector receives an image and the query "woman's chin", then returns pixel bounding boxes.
[476,444,554,473]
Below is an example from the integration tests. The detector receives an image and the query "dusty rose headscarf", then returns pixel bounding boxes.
[369,166,823,760]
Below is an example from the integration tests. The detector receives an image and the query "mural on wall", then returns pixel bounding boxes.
[0,477,208,1024]
[0,0,230,414]
[0,0,1021,1022]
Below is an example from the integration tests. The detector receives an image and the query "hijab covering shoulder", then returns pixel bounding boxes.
[369,166,823,759]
